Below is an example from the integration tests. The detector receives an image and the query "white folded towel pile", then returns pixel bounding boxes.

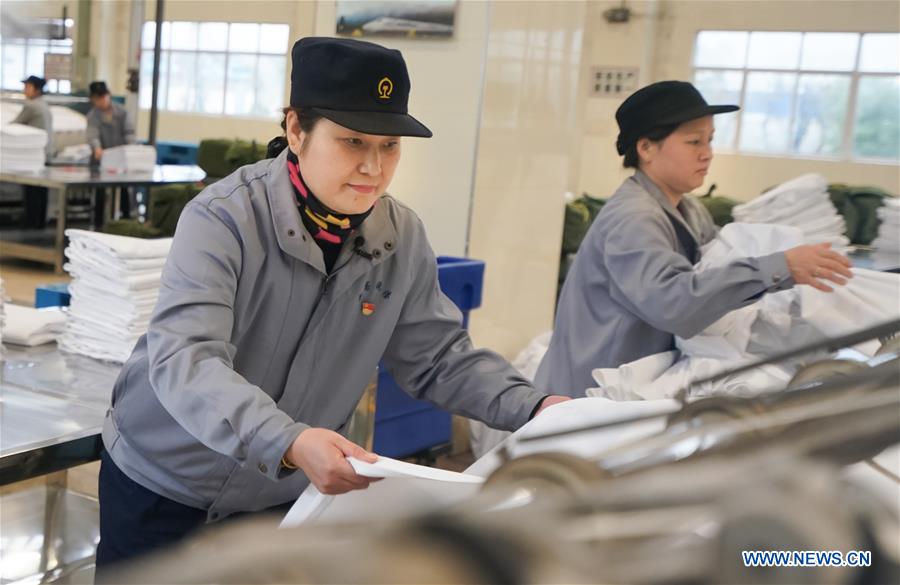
[1,124,47,172]
[871,197,900,251]
[1,305,67,346]
[0,277,5,354]
[100,145,157,172]
[56,143,93,164]
[733,173,849,249]
[59,229,172,362]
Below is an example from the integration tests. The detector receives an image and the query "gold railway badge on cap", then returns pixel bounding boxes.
[377,77,393,100]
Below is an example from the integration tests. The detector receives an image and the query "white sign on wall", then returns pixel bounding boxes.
[44,53,73,81]
[590,66,639,98]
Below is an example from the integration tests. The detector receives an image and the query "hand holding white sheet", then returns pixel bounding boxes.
[281,456,482,528]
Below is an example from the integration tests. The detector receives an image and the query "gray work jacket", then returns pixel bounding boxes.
[12,96,53,158]
[102,149,544,521]
[86,103,135,150]
[534,170,795,397]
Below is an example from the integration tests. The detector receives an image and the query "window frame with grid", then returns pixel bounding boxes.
[692,30,899,163]
[0,18,74,94]
[139,21,290,120]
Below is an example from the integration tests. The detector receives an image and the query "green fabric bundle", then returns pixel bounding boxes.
[828,183,894,245]
[697,184,738,227]
[561,194,606,255]
[224,140,268,171]
[150,184,203,237]
[195,139,234,181]
[559,193,606,297]
[103,219,162,239]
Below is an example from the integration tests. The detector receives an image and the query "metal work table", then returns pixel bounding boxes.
[847,247,900,273]
[0,164,205,273]
[0,344,120,486]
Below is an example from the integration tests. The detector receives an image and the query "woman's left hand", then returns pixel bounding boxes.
[784,243,853,292]
[533,395,572,418]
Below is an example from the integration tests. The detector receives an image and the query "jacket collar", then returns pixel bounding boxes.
[632,169,702,247]
[265,148,398,275]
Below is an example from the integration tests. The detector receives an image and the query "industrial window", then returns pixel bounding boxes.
[140,21,290,119]
[692,31,899,162]
[0,18,74,94]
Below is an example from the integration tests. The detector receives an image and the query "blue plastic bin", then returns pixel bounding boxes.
[156,141,199,166]
[372,256,485,458]
[35,283,71,308]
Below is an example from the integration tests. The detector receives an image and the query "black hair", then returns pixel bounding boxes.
[266,106,324,158]
[622,123,680,169]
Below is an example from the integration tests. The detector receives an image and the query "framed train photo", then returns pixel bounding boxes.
[336,1,457,38]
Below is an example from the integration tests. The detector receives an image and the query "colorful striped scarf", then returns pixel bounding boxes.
[286,150,372,245]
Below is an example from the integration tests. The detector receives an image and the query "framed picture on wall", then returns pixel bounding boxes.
[336,1,457,38]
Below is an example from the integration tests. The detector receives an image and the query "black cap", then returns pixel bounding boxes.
[290,37,432,138]
[22,75,46,90]
[89,81,110,96]
[615,81,739,155]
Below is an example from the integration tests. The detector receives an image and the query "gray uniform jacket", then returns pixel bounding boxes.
[12,96,53,158]
[102,148,545,521]
[534,170,795,397]
[86,103,135,150]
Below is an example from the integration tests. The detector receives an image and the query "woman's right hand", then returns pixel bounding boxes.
[285,428,379,495]
[784,243,853,292]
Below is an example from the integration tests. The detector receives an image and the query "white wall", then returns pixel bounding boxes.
[312,1,491,257]
[578,0,900,202]
[466,0,586,359]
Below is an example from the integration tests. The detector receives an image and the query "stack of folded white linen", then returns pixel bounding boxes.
[59,229,172,362]
[871,197,900,251]
[733,173,849,249]
[1,305,67,346]
[100,145,157,172]
[56,143,93,164]
[0,277,5,355]
[587,222,900,401]
[1,124,47,172]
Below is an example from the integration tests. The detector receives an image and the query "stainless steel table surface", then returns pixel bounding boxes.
[0,164,205,272]
[847,247,900,273]
[0,344,120,485]
[0,164,205,190]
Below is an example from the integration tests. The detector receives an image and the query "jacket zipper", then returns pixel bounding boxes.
[298,252,363,341]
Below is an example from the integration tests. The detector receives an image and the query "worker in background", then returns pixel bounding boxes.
[95,37,570,576]
[13,75,54,157]
[12,76,53,228]
[535,81,853,397]
[86,80,135,161]
[87,81,137,221]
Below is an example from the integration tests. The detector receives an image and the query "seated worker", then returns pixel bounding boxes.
[95,37,571,576]
[534,80,853,397]
[12,75,54,228]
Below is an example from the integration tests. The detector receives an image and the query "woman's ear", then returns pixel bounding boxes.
[637,137,655,166]
[285,110,304,156]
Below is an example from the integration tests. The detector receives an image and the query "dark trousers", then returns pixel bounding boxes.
[94,451,295,582]
[23,185,48,228]
[95,451,206,581]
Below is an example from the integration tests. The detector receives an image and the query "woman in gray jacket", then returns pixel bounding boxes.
[96,37,568,572]
[535,81,852,397]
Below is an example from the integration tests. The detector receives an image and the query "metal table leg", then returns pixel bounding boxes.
[54,186,68,274]
[38,472,67,575]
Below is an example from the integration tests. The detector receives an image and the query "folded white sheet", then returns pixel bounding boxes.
[281,456,482,528]
[1,305,66,346]
[466,397,679,478]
